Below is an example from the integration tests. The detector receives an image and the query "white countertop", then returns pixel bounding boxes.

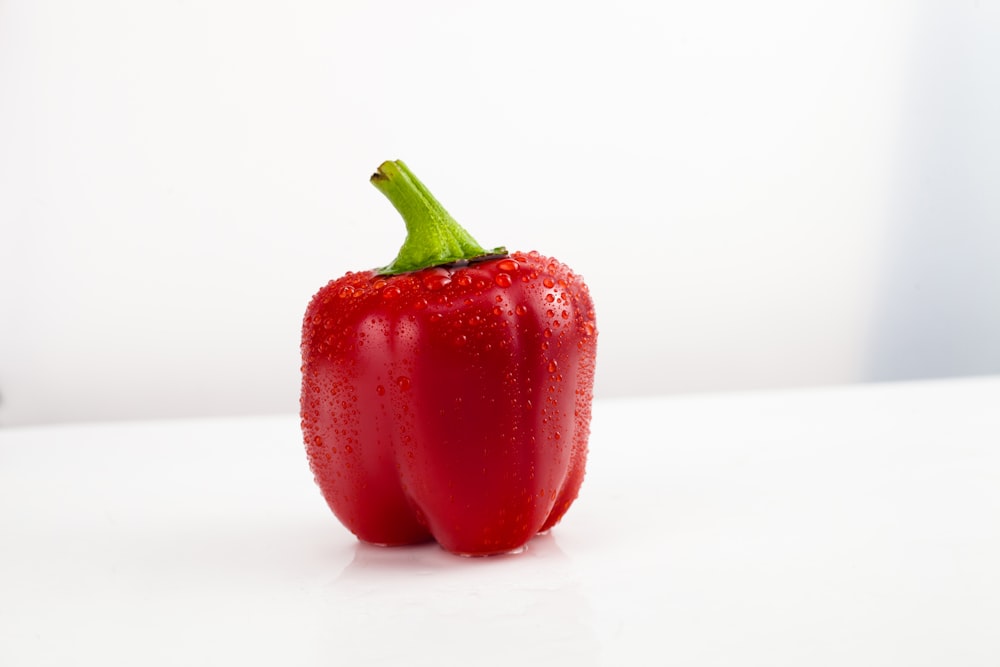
[2,377,999,666]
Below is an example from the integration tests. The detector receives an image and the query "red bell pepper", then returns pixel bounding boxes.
[300,160,597,556]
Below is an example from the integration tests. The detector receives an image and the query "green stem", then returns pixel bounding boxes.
[371,160,505,275]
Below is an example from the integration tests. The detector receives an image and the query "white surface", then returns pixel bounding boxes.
[3,2,999,426]
[2,376,999,665]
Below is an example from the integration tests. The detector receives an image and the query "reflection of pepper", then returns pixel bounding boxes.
[300,160,597,556]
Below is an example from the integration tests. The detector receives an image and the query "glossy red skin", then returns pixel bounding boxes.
[300,251,597,555]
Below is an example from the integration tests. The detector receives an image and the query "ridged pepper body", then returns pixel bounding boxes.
[301,251,596,555]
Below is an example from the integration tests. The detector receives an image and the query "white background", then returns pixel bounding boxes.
[1,0,998,426]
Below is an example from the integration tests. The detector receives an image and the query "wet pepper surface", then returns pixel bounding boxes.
[301,161,597,556]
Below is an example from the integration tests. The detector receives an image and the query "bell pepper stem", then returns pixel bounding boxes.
[371,160,505,275]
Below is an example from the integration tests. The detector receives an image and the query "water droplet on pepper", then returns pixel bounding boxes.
[423,271,451,291]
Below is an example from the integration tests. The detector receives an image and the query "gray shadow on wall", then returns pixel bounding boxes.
[868,1,1000,382]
